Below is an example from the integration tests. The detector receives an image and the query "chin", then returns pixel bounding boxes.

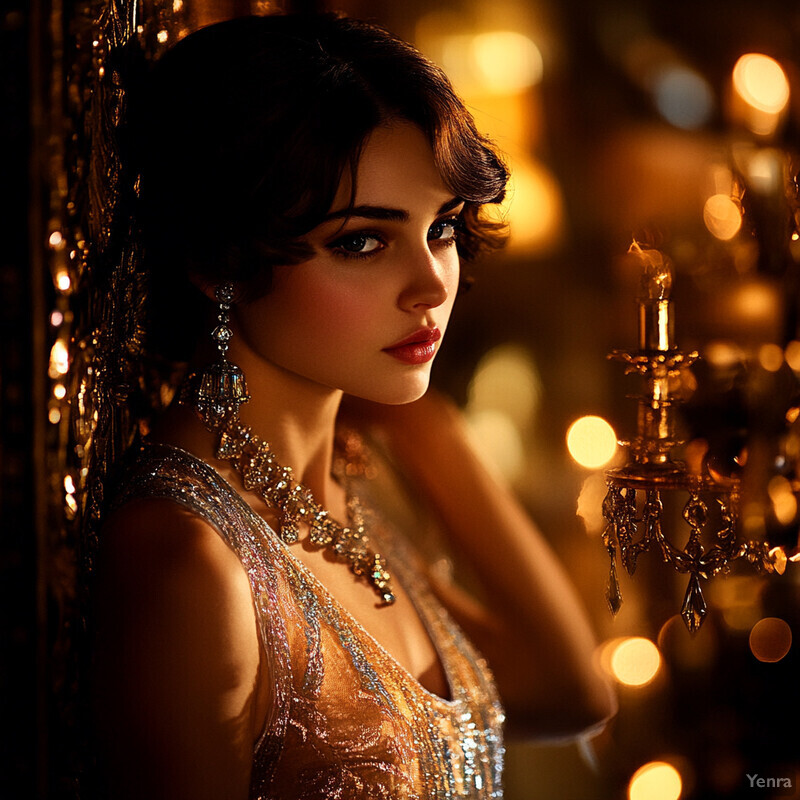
[352,373,431,406]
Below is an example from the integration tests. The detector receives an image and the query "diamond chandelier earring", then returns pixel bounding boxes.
[181,282,250,430]
[180,282,396,604]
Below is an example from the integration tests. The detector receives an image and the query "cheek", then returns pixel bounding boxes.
[265,270,384,344]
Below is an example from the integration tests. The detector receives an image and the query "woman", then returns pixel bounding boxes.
[92,12,614,799]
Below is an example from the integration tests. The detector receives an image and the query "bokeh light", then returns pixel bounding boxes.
[704,340,745,369]
[731,281,779,325]
[629,761,683,800]
[733,53,790,114]
[55,270,71,292]
[758,343,784,372]
[703,194,742,240]
[65,492,79,516]
[434,28,542,96]
[566,415,618,468]
[785,340,800,372]
[653,66,714,129]
[749,617,792,663]
[467,344,541,430]
[471,31,543,93]
[606,637,662,687]
[732,54,790,136]
[576,472,609,535]
[746,148,783,194]
[501,157,564,252]
[768,475,797,526]
[465,342,538,482]
[49,339,70,377]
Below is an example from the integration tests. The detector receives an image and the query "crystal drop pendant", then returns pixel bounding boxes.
[212,324,233,344]
[191,360,250,430]
[606,560,623,615]
[680,573,707,633]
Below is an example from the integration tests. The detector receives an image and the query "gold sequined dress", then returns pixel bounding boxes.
[111,441,505,799]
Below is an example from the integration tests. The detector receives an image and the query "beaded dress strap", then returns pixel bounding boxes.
[108,440,293,787]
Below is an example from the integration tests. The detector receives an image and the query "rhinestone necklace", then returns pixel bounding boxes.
[215,418,396,605]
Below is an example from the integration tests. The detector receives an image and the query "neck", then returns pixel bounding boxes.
[166,311,346,507]
[223,335,343,505]
[239,369,342,502]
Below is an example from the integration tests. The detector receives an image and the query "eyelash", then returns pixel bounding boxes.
[327,216,464,261]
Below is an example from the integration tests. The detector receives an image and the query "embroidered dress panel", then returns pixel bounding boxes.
[111,442,505,799]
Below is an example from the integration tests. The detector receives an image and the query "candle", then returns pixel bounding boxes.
[631,241,675,351]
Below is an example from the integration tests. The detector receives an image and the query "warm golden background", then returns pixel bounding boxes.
[4,0,800,798]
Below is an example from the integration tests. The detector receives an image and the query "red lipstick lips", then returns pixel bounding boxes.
[383,327,441,365]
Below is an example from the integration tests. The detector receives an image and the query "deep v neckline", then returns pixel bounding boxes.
[153,441,458,707]
[257,512,458,706]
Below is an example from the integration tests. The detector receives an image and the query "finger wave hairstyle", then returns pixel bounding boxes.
[130,12,510,360]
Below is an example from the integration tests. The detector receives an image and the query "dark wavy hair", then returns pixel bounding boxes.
[130,13,509,360]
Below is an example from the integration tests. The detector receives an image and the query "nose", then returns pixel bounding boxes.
[397,245,456,312]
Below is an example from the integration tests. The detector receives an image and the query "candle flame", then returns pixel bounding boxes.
[630,240,673,302]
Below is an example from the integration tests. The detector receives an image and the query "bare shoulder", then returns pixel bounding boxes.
[95,496,262,689]
[98,496,248,592]
[93,498,266,799]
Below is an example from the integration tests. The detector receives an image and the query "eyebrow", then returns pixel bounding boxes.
[321,196,464,224]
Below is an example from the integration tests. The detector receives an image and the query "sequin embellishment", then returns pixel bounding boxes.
[110,442,505,799]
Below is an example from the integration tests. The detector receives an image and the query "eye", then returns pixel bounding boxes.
[328,232,385,259]
[428,216,462,243]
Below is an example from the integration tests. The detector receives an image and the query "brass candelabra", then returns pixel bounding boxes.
[602,243,784,632]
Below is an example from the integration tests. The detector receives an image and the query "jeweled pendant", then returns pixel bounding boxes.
[371,555,394,604]
[606,560,623,615]
[186,360,250,431]
[681,573,707,633]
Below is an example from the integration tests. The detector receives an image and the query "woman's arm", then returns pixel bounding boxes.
[92,499,267,799]
[350,391,616,741]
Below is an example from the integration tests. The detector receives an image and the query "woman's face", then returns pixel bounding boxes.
[231,121,463,405]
